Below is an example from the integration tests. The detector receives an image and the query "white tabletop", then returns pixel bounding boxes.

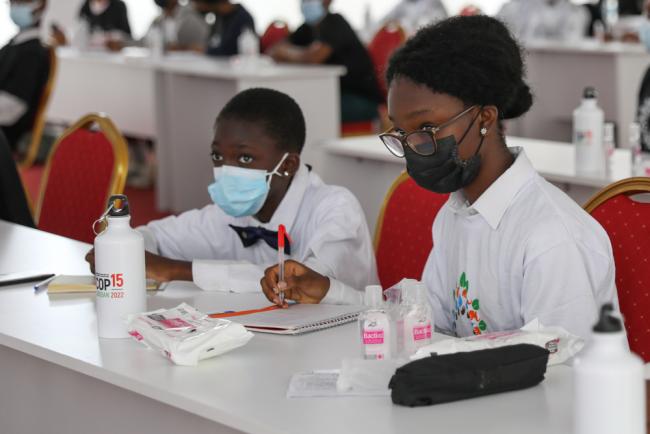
[0,221,575,434]
[56,47,346,81]
[323,135,634,189]
[525,39,650,56]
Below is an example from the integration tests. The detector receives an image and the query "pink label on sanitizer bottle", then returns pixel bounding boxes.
[413,324,432,341]
[363,329,385,345]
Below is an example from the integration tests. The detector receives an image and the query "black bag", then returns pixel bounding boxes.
[389,344,549,407]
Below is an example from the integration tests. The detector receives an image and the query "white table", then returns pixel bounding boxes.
[0,220,575,434]
[320,135,634,235]
[47,48,345,213]
[512,39,650,148]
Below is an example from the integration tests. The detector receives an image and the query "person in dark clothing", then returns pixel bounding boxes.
[0,0,51,152]
[0,129,34,227]
[191,0,255,56]
[585,0,644,36]
[269,0,382,123]
[79,0,132,38]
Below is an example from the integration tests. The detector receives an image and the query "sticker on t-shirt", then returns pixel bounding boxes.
[452,272,487,336]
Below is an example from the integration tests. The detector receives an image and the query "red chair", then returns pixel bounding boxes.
[261,21,289,54]
[35,113,128,243]
[374,172,449,288]
[367,22,406,101]
[584,177,650,361]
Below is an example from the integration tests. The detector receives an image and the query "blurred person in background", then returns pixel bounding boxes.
[269,0,382,124]
[143,0,209,51]
[380,0,448,35]
[498,0,589,42]
[191,0,255,56]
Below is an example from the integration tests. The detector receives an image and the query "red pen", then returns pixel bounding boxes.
[278,224,286,304]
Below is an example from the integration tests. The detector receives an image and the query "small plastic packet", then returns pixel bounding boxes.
[126,303,253,366]
[411,319,584,366]
[336,358,400,396]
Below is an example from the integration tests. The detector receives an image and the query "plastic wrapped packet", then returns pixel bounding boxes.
[336,358,400,396]
[411,319,584,366]
[126,303,253,366]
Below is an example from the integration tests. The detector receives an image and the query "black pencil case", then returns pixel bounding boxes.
[389,343,550,407]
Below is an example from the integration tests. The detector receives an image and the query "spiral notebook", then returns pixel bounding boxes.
[220,303,364,335]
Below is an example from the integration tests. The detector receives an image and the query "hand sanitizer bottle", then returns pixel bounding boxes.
[574,304,645,434]
[402,281,433,357]
[574,86,605,174]
[94,195,147,338]
[603,122,615,174]
[359,285,391,360]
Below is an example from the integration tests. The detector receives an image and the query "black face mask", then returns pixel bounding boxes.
[404,114,484,194]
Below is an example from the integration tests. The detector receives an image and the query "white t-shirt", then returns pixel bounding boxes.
[422,148,618,339]
[138,164,378,294]
[325,148,618,339]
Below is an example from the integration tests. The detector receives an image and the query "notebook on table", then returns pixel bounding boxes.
[47,275,161,293]
[211,303,365,335]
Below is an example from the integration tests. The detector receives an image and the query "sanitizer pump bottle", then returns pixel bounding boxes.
[94,195,147,338]
[402,281,433,357]
[574,86,606,174]
[574,304,645,434]
[359,285,391,360]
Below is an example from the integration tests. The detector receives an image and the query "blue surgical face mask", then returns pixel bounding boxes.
[301,1,325,25]
[10,2,37,29]
[640,20,650,52]
[208,153,289,217]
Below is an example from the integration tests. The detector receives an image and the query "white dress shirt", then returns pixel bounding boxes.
[325,148,618,338]
[497,0,589,42]
[139,164,378,295]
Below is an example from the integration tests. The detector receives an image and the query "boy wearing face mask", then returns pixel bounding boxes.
[85,88,378,294]
[268,0,382,124]
[79,0,132,42]
[261,17,619,340]
[0,0,50,152]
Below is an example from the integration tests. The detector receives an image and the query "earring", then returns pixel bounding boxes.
[480,127,488,136]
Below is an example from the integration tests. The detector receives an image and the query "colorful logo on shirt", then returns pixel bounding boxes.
[452,272,487,336]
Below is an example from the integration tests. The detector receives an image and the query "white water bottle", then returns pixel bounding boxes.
[574,86,606,174]
[402,281,433,356]
[94,195,147,339]
[574,304,645,434]
[238,27,259,57]
[359,285,392,360]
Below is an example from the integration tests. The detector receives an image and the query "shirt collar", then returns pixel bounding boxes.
[448,147,536,230]
[11,28,41,45]
[250,163,310,234]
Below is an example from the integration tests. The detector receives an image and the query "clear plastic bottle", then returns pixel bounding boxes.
[574,304,645,434]
[402,281,433,357]
[238,27,259,57]
[359,285,391,360]
[629,122,645,176]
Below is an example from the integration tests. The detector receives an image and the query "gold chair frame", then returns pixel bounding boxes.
[34,113,129,225]
[583,177,650,213]
[20,45,58,168]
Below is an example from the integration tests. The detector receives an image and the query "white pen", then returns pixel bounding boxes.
[34,275,56,292]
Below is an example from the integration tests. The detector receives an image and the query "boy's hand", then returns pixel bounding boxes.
[84,248,191,282]
[260,260,330,307]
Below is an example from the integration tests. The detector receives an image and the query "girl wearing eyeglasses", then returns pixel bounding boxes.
[260,15,619,340]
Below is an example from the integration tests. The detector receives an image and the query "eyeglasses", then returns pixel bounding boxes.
[379,105,478,157]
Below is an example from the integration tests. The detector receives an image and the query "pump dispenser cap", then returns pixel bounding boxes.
[593,303,623,333]
[107,195,130,217]
[583,86,597,99]
[364,285,383,308]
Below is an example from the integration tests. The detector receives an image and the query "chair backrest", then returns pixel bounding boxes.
[20,45,58,168]
[374,172,449,288]
[261,21,289,54]
[35,113,128,243]
[367,22,406,101]
[584,177,650,361]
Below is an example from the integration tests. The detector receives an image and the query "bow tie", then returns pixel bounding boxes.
[229,224,291,255]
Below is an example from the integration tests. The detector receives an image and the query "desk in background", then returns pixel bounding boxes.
[47,48,345,213]
[512,40,650,148]
[321,135,633,235]
[0,220,576,434]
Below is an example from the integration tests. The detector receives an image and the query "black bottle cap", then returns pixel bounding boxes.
[593,303,622,333]
[107,195,130,217]
[583,86,597,99]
